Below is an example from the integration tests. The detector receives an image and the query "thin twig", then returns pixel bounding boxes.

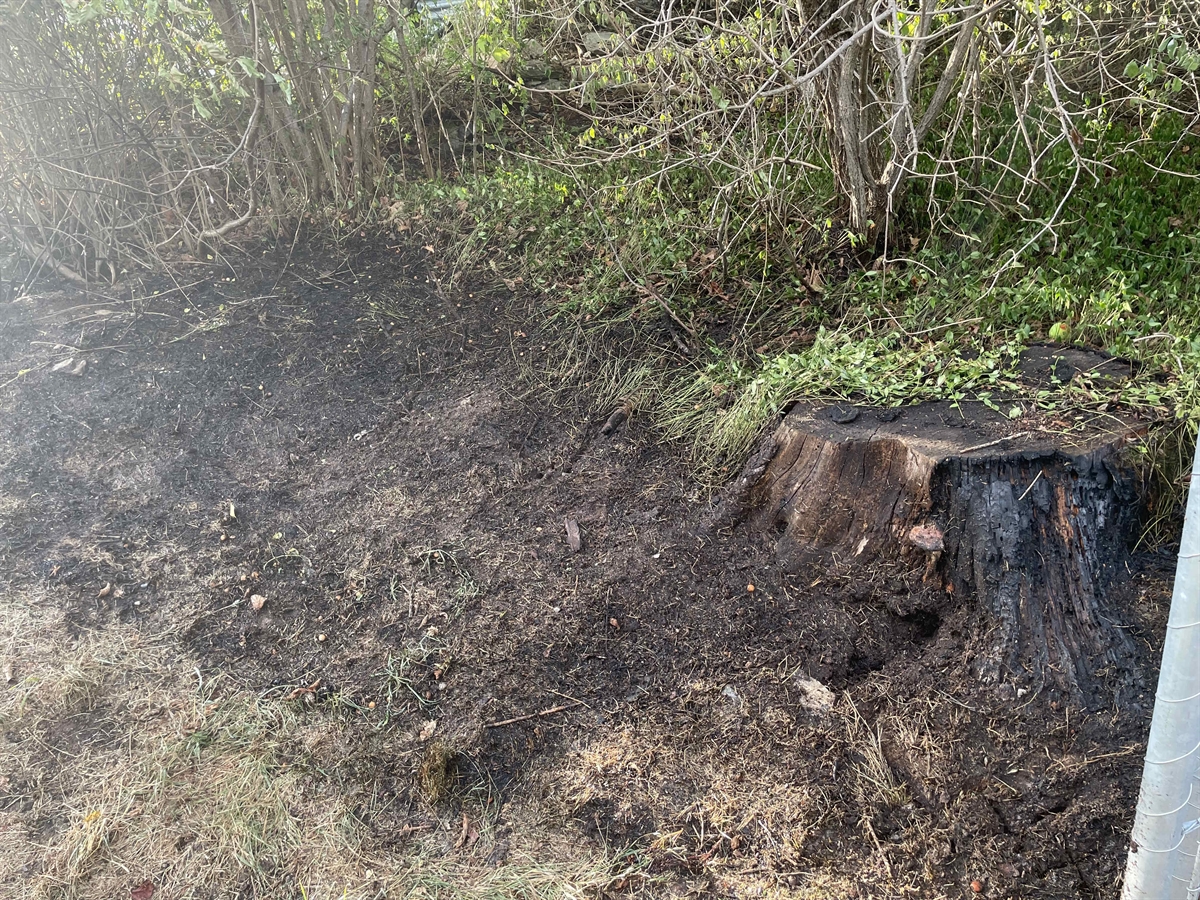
[546,687,591,709]
[484,700,582,729]
[1017,468,1044,501]
[961,431,1032,454]
[860,814,893,881]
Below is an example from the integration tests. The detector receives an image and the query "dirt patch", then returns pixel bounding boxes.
[0,236,1171,898]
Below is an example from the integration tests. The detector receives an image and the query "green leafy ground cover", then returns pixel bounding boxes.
[389,118,1200,530]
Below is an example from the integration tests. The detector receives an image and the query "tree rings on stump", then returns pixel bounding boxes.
[740,392,1148,704]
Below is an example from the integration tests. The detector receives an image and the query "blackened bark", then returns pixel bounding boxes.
[742,399,1146,702]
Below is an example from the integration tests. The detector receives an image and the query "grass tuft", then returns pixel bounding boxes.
[418,740,459,805]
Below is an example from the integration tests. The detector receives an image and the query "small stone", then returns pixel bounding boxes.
[794,675,836,715]
[317,633,327,643]
[971,880,984,893]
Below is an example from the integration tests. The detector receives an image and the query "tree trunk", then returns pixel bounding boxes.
[825,32,884,235]
[734,395,1147,704]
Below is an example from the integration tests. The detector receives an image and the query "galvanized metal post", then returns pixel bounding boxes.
[1122,434,1200,900]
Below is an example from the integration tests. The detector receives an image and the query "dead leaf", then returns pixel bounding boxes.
[564,517,581,553]
[419,719,438,741]
[3,661,13,683]
[283,679,320,701]
[250,594,266,611]
[131,881,155,900]
[98,582,113,598]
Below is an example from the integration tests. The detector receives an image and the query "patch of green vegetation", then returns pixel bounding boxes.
[402,152,833,325]
[395,120,1200,521]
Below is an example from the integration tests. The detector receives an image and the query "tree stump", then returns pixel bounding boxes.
[737,394,1148,702]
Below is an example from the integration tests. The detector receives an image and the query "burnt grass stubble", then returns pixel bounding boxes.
[0,235,1172,897]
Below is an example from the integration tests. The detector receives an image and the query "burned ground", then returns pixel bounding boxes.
[0,237,1171,899]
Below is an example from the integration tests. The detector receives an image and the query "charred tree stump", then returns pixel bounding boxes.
[742,398,1147,701]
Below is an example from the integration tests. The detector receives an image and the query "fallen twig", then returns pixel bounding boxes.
[0,365,43,389]
[1017,468,1044,501]
[484,700,582,728]
[961,431,1032,453]
[861,814,893,881]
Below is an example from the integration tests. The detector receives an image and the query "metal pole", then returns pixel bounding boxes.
[1123,434,1200,900]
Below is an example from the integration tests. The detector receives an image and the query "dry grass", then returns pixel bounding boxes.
[527,674,995,899]
[0,587,628,900]
[418,741,459,805]
[844,695,910,811]
[0,540,1129,898]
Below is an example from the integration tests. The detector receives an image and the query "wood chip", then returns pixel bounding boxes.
[564,517,582,553]
[907,523,944,552]
[51,358,87,376]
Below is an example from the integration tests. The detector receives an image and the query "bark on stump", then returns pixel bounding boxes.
[740,399,1146,702]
